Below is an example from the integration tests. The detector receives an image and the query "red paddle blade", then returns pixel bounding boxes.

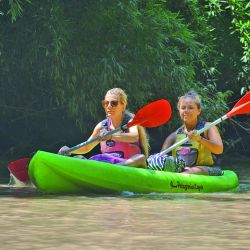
[227,91,250,118]
[233,91,250,108]
[227,101,250,118]
[8,158,31,182]
[127,99,172,128]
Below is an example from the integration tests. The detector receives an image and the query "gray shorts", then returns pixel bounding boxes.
[200,166,223,176]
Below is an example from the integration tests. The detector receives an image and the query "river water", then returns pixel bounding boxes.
[0,158,250,250]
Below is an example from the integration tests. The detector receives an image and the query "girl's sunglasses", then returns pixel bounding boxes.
[102,100,119,107]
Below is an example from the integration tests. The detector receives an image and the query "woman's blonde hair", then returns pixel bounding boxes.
[177,90,201,110]
[138,125,150,158]
[125,111,150,158]
[105,88,127,105]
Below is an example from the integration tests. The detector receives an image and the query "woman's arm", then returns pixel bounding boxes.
[111,125,139,143]
[71,122,102,154]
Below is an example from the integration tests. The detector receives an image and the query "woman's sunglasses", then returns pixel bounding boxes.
[102,100,119,108]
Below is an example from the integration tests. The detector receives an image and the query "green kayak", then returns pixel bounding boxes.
[28,151,239,194]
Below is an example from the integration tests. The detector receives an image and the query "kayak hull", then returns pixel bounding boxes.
[28,151,239,194]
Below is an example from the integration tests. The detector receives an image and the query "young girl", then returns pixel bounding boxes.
[126,91,224,175]
[161,91,223,175]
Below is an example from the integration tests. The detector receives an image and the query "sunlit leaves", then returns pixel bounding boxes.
[7,0,31,22]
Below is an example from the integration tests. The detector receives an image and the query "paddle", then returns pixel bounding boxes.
[8,158,31,183]
[8,99,172,182]
[159,91,250,156]
[64,99,172,154]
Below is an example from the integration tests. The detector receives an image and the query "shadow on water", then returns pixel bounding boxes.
[0,183,41,198]
[1,182,250,203]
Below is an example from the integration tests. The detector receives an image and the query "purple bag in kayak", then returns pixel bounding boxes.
[89,153,125,164]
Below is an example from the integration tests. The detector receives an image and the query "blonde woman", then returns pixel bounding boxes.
[59,88,149,166]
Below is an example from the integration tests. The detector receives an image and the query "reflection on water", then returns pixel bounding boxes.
[0,158,250,250]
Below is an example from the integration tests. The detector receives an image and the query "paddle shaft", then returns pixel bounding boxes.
[159,114,228,156]
[65,124,128,154]
[64,99,172,154]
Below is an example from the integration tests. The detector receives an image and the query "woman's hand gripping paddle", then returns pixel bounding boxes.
[8,99,172,182]
[159,91,250,156]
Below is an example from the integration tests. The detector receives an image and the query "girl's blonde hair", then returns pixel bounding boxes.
[177,90,201,110]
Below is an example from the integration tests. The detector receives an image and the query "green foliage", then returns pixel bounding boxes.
[241,85,250,94]
[1,0,248,156]
[227,0,250,63]
[205,0,250,90]
[40,0,205,129]
[166,0,220,83]
[197,83,233,127]
[5,0,32,22]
